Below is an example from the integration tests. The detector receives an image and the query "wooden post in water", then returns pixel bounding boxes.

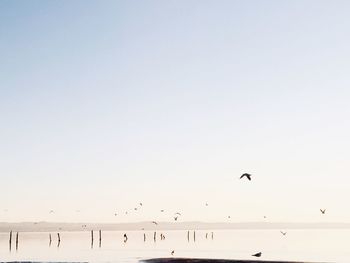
[15,232,19,251]
[153,231,156,242]
[57,233,61,247]
[187,230,189,242]
[211,231,214,240]
[91,230,94,248]
[143,233,146,242]
[49,233,52,246]
[99,230,102,248]
[193,230,196,242]
[9,230,12,251]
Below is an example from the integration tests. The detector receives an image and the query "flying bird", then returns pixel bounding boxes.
[49,210,54,214]
[240,173,252,180]
[320,209,326,214]
[152,221,158,225]
[280,231,287,236]
[252,252,262,257]
[134,208,138,211]
[171,250,175,256]
[160,210,165,212]
[174,216,178,221]
[174,212,181,216]
[139,203,143,206]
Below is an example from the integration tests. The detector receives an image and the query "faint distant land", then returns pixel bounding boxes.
[1,221,350,232]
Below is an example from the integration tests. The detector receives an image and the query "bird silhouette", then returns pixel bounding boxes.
[320,209,326,214]
[171,250,175,256]
[175,212,181,216]
[139,202,143,206]
[252,252,262,257]
[49,210,54,214]
[240,173,252,180]
[152,221,158,225]
[160,210,165,212]
[174,216,178,221]
[280,231,287,236]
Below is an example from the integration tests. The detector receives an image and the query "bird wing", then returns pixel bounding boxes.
[240,173,251,179]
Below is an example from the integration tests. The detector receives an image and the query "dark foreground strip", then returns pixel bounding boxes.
[140,258,322,263]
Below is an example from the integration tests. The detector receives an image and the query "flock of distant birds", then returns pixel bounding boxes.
[4,173,328,259]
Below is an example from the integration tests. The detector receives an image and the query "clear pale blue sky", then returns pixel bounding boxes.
[1,0,350,223]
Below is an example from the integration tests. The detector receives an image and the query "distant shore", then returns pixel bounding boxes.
[1,221,350,232]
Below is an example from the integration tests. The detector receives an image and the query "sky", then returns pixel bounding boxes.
[1,0,350,223]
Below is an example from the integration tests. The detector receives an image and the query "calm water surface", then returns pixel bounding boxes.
[1,229,349,262]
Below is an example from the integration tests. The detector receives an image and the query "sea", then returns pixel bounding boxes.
[1,229,349,262]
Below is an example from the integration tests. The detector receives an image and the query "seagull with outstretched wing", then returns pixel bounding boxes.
[240,173,252,180]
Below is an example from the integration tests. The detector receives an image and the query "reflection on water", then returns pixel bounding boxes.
[1,229,350,262]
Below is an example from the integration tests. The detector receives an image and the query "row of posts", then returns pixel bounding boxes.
[8,229,214,251]
[8,231,19,251]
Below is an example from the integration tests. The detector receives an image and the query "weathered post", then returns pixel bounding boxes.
[99,230,102,248]
[153,231,156,242]
[91,230,94,248]
[193,230,196,242]
[57,233,61,247]
[9,230,12,251]
[15,232,19,251]
[49,233,52,246]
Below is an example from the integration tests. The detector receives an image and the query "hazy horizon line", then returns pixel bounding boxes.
[2,221,350,233]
